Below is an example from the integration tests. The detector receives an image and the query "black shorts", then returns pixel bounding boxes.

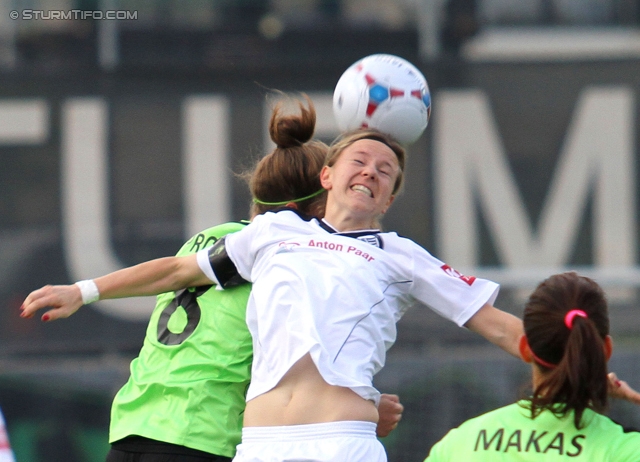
[106,436,232,462]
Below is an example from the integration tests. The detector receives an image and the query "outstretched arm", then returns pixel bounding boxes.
[464,303,524,359]
[20,254,210,322]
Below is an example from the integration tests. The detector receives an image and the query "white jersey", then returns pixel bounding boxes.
[196,209,499,404]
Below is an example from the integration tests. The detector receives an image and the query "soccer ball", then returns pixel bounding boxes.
[333,54,431,145]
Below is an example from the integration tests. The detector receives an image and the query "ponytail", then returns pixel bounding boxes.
[523,272,610,428]
[241,93,328,218]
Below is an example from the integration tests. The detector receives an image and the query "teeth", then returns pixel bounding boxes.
[352,185,372,197]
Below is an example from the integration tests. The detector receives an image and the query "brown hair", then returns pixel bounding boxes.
[325,129,406,195]
[523,271,610,428]
[244,94,328,218]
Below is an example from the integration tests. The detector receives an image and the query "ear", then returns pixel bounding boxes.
[380,195,395,215]
[286,202,298,210]
[604,335,613,361]
[320,165,332,190]
[519,335,533,363]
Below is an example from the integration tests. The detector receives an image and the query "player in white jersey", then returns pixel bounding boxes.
[198,209,500,406]
[21,127,523,461]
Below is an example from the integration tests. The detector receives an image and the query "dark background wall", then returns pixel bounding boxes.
[1,1,640,460]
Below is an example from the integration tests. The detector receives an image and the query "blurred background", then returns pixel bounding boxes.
[1,0,640,460]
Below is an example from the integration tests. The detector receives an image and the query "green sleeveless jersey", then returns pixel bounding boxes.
[109,222,252,458]
[425,401,640,461]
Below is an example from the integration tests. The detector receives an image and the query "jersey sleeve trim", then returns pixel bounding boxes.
[196,248,219,284]
[203,236,247,288]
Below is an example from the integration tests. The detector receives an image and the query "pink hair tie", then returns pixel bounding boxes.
[564,309,587,329]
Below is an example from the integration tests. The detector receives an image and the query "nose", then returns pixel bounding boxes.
[361,163,377,179]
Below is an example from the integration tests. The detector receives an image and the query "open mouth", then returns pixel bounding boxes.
[351,184,373,197]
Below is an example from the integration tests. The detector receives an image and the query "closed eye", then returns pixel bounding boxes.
[378,162,395,177]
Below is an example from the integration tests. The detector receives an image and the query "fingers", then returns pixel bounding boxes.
[381,394,404,414]
[608,372,621,389]
[376,393,404,437]
[19,284,83,322]
[389,402,404,416]
[20,285,54,318]
[608,372,626,392]
[39,308,69,322]
[606,371,640,404]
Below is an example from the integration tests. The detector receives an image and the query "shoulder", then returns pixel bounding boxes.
[436,403,520,440]
[426,403,537,461]
[458,402,521,429]
[425,405,515,462]
[587,410,640,438]
[378,233,451,275]
[377,231,422,254]
[379,231,436,255]
[198,220,249,236]
[579,411,640,459]
[263,207,318,224]
[250,208,321,234]
[434,403,528,444]
[178,221,249,256]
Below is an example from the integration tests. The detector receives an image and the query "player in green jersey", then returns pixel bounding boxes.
[106,222,253,461]
[424,271,640,461]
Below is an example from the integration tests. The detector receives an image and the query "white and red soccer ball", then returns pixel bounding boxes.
[332,54,431,145]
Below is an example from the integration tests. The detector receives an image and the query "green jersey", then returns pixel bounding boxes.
[425,402,640,461]
[109,222,252,458]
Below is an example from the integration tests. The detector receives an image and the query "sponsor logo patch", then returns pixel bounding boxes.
[441,264,476,286]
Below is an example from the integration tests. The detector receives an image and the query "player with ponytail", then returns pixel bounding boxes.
[523,272,611,429]
[425,272,640,461]
[21,96,402,462]
[246,94,327,219]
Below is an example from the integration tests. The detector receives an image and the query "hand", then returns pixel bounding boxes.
[608,372,640,405]
[376,393,403,437]
[20,284,84,322]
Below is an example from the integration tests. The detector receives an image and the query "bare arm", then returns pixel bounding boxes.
[464,303,524,359]
[20,254,211,322]
[94,255,209,298]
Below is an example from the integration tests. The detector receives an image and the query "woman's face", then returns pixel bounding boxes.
[320,139,400,223]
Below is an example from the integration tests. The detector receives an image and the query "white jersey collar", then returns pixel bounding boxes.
[319,219,383,249]
[319,218,379,235]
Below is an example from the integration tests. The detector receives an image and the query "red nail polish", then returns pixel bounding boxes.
[42,314,50,322]
[615,380,622,387]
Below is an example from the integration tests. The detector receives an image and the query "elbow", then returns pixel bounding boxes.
[153,257,200,293]
[168,256,209,290]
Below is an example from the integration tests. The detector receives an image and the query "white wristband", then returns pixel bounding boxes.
[75,279,100,305]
